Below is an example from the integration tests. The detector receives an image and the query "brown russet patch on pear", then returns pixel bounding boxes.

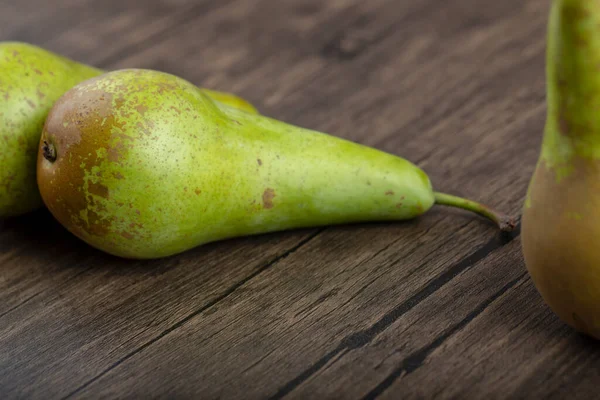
[257,159,262,166]
[37,83,127,240]
[88,182,109,199]
[84,209,113,237]
[262,188,276,209]
[128,222,144,232]
[385,190,394,195]
[36,86,47,99]
[195,188,201,195]
[107,136,130,162]
[151,79,181,95]
[113,172,124,180]
[135,104,148,115]
[120,231,134,240]
[135,119,155,136]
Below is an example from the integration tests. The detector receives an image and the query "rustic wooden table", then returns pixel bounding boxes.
[2,0,599,399]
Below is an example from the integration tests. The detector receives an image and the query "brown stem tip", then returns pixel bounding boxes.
[433,192,517,232]
[498,215,517,232]
[42,140,56,162]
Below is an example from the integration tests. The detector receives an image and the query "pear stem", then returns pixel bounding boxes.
[433,192,516,232]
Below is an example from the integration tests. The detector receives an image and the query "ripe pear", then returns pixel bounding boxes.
[522,0,600,340]
[0,42,257,218]
[37,68,514,259]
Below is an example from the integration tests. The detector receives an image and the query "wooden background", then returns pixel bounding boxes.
[2,0,599,399]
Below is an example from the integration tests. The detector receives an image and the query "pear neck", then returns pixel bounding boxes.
[546,1,600,141]
[543,0,600,165]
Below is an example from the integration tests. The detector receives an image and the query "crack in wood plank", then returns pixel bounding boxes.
[0,258,96,321]
[0,292,43,320]
[266,223,521,400]
[361,271,528,400]
[60,228,325,400]
[336,219,471,313]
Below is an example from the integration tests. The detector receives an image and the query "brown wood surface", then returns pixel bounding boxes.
[0,0,592,399]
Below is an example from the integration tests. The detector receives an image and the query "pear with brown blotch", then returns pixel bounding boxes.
[37,68,514,260]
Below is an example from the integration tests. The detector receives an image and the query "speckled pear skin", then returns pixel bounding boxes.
[0,42,102,217]
[0,42,258,219]
[37,69,435,259]
[522,0,600,340]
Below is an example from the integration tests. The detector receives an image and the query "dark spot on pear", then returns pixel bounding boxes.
[88,182,109,199]
[262,188,275,209]
[121,231,134,239]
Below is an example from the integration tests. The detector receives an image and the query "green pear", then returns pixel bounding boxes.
[0,42,258,218]
[0,42,101,217]
[37,68,514,259]
[522,0,600,340]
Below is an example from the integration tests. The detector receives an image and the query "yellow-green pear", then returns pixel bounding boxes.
[37,69,514,260]
[0,42,257,218]
[522,0,600,339]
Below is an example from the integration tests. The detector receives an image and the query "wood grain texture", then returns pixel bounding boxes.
[0,0,593,399]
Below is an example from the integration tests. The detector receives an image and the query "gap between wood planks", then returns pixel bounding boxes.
[267,223,521,400]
